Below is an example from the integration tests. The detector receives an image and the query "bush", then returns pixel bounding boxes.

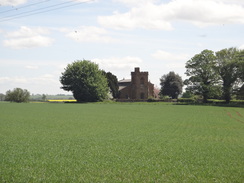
[5,88,30,103]
[207,99,225,104]
[230,100,244,105]
[147,97,157,102]
[177,98,195,103]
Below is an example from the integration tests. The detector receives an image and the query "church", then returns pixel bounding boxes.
[118,67,154,100]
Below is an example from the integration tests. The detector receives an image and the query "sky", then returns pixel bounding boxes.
[0,0,244,95]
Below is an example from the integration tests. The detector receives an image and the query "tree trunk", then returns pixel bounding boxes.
[223,86,231,104]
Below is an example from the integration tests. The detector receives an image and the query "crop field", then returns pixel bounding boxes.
[0,102,243,182]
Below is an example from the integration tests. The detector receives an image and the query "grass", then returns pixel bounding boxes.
[0,102,243,182]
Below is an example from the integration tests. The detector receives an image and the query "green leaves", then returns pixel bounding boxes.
[60,60,109,102]
[215,48,243,103]
[185,47,244,103]
[185,50,217,102]
[160,71,183,99]
[5,88,30,103]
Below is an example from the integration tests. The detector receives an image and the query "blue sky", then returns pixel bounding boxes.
[1,0,244,94]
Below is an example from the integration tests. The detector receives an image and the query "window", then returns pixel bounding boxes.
[140,77,145,85]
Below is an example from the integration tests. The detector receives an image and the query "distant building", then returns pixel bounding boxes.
[118,67,154,100]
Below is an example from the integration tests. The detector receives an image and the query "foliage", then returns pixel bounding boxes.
[185,49,218,103]
[42,94,47,101]
[60,60,109,102]
[236,84,244,100]
[147,96,157,102]
[214,48,243,103]
[103,71,119,99]
[160,71,183,99]
[5,88,30,103]
[0,93,5,101]
[208,85,222,99]
[0,103,243,182]
[30,94,75,101]
[160,95,171,100]
[238,50,244,81]
[181,91,193,98]
[177,98,196,103]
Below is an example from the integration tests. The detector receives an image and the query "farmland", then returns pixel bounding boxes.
[0,102,243,182]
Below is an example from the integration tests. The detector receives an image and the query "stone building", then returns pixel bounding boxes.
[118,67,154,100]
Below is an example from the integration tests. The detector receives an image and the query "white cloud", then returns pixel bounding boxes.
[217,0,244,6]
[0,76,28,84]
[98,3,173,30]
[98,0,244,30]
[152,50,190,61]
[239,45,244,50]
[71,0,98,2]
[92,56,142,70]
[152,50,190,69]
[0,74,59,94]
[25,65,39,70]
[114,0,159,6]
[60,26,115,43]
[0,74,56,85]
[170,0,244,27]
[0,0,27,6]
[3,26,54,49]
[32,74,57,84]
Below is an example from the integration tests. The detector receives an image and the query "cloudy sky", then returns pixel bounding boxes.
[1,0,244,94]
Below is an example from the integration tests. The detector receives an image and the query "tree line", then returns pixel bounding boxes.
[184,47,243,103]
[3,47,243,103]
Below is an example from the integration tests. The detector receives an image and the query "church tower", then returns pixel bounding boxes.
[131,67,149,99]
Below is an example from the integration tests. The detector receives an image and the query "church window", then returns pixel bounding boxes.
[140,77,145,85]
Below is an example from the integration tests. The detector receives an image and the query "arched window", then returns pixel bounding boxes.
[140,93,145,99]
[140,77,145,85]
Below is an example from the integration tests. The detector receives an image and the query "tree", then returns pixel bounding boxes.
[5,88,30,103]
[60,60,109,102]
[236,84,244,100]
[103,71,119,99]
[185,49,218,103]
[238,50,244,81]
[214,47,242,103]
[42,94,47,101]
[160,71,183,99]
[181,91,193,98]
[0,93,5,101]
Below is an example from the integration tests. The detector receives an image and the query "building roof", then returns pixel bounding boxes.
[118,79,131,91]
[119,85,128,91]
[118,79,131,83]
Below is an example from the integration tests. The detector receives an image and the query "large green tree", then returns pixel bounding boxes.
[160,71,183,99]
[238,50,244,81]
[102,71,119,99]
[215,48,242,103]
[185,49,218,103]
[60,60,109,102]
[5,88,30,103]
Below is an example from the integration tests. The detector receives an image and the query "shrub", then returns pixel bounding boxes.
[5,88,30,103]
[177,98,195,103]
[147,97,157,102]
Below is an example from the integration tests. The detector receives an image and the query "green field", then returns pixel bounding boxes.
[0,102,243,182]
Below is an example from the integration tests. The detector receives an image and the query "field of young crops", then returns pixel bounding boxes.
[0,102,243,182]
